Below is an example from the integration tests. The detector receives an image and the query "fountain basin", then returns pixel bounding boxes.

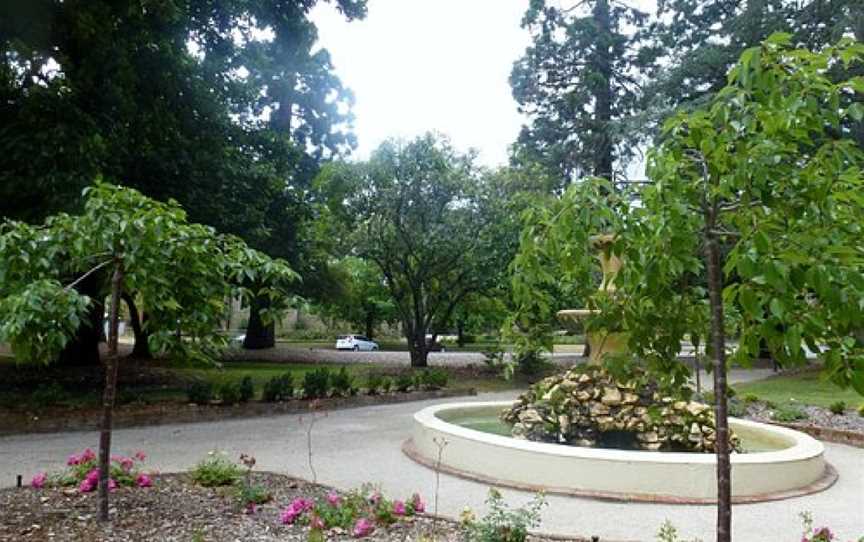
[404,401,835,503]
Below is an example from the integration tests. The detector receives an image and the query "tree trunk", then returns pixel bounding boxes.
[408,328,429,368]
[457,318,465,347]
[365,309,375,339]
[244,295,275,349]
[98,261,124,522]
[705,232,731,542]
[57,270,104,366]
[122,292,151,359]
[592,0,614,180]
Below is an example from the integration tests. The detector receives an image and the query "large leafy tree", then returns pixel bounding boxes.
[0,183,297,522]
[318,257,396,339]
[510,0,651,188]
[320,135,512,366]
[510,36,864,541]
[646,0,863,114]
[0,0,367,356]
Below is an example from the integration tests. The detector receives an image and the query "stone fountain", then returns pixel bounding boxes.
[556,233,628,363]
[404,235,834,502]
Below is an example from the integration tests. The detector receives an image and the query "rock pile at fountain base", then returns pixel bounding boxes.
[501,365,740,453]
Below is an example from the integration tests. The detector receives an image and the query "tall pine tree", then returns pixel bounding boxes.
[510,0,651,189]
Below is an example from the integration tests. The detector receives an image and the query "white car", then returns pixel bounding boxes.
[336,334,379,351]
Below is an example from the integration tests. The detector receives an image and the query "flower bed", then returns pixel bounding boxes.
[0,473,579,542]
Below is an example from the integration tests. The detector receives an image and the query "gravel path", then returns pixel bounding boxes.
[1,389,861,542]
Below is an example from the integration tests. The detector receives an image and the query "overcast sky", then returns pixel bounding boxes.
[311,0,656,169]
[310,0,531,167]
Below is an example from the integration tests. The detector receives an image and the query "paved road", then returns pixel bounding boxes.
[1,386,860,541]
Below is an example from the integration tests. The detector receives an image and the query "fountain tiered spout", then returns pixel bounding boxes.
[557,234,629,363]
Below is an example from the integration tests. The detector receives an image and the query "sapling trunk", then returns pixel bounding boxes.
[705,233,731,542]
[97,261,124,522]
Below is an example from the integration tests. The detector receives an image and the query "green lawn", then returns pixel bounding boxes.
[735,370,864,409]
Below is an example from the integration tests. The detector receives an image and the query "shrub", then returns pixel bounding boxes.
[303,368,331,399]
[395,372,414,392]
[380,377,394,393]
[30,448,152,492]
[772,405,807,422]
[655,520,702,542]
[743,393,760,404]
[190,453,243,487]
[239,376,255,402]
[482,345,506,368]
[515,350,550,377]
[331,367,355,396]
[217,380,242,404]
[187,381,214,404]
[263,373,294,402]
[828,401,846,415]
[279,485,425,536]
[31,382,68,407]
[462,488,546,542]
[235,454,271,510]
[417,368,448,390]
[727,400,747,418]
[366,372,384,394]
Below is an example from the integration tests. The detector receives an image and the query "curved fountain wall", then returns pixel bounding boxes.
[404,401,835,503]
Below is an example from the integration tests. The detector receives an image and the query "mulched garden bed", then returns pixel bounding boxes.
[0,473,576,542]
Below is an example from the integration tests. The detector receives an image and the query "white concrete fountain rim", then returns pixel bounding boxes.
[415,401,825,465]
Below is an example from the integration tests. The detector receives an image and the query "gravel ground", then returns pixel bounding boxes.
[0,473,580,542]
[745,402,864,433]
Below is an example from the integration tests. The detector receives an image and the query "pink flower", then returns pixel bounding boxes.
[410,493,425,513]
[80,448,96,463]
[134,451,147,462]
[280,507,302,524]
[108,478,117,492]
[78,478,96,493]
[279,498,314,524]
[245,502,256,515]
[368,491,381,505]
[392,500,406,516]
[310,515,325,530]
[326,491,341,507]
[30,472,47,489]
[135,473,152,488]
[85,468,100,483]
[352,518,375,538]
[67,453,81,466]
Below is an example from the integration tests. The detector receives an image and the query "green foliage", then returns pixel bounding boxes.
[331,367,355,396]
[238,376,255,403]
[303,368,331,399]
[511,0,651,184]
[858,403,864,417]
[30,382,68,408]
[394,372,414,392]
[380,377,394,393]
[263,373,294,402]
[645,37,864,394]
[318,134,516,367]
[656,520,703,542]
[0,183,298,365]
[829,401,847,415]
[187,382,214,405]
[217,381,242,405]
[462,488,546,542]
[190,454,243,487]
[416,368,449,390]
[772,406,807,423]
[234,481,271,507]
[365,372,384,394]
[743,394,760,404]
